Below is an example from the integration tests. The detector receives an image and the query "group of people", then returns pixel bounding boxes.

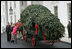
[6,20,22,44]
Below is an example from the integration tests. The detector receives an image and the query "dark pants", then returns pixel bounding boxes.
[7,32,11,42]
[19,30,21,34]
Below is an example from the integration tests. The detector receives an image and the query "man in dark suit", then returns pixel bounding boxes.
[6,22,11,42]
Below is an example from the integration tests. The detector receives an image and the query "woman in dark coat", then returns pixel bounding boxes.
[6,22,11,42]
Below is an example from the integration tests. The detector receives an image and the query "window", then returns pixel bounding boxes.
[11,16,12,23]
[14,1,16,8]
[54,6,58,16]
[22,1,23,6]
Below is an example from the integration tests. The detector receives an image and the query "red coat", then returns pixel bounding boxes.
[35,24,38,35]
[17,22,22,27]
[13,25,17,34]
[19,22,22,27]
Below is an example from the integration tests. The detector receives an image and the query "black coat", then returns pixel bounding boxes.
[6,25,11,33]
[6,25,11,41]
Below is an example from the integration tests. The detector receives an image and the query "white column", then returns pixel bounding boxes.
[58,1,68,38]
[1,1,4,33]
[16,1,20,22]
[5,1,8,25]
[1,1,3,33]
[1,1,6,33]
[8,1,11,23]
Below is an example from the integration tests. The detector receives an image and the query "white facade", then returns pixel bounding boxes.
[7,1,20,23]
[1,1,21,33]
[1,1,6,33]
[1,1,71,43]
[20,1,27,13]
[42,1,71,43]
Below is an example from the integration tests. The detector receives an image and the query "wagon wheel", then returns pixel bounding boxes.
[49,42,54,46]
[23,35,27,42]
[49,40,54,46]
[31,37,36,47]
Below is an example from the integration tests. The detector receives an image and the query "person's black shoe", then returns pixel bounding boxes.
[11,40,14,43]
[7,40,10,42]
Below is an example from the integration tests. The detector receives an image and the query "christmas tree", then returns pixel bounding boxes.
[20,5,65,41]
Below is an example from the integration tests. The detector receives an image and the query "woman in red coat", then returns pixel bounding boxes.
[13,23,18,44]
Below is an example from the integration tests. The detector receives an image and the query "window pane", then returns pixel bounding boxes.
[22,1,23,6]
[54,6,58,16]
[14,1,16,8]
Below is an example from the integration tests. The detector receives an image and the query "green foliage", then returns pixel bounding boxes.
[20,5,65,40]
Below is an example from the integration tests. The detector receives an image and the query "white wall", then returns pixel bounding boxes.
[27,1,31,6]
[20,1,27,13]
[1,1,6,33]
[31,1,43,5]
[15,1,20,22]
[8,1,12,23]
[58,1,69,37]
[43,1,54,14]
[7,1,20,23]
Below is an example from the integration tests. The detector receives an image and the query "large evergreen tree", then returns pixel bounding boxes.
[20,5,65,40]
